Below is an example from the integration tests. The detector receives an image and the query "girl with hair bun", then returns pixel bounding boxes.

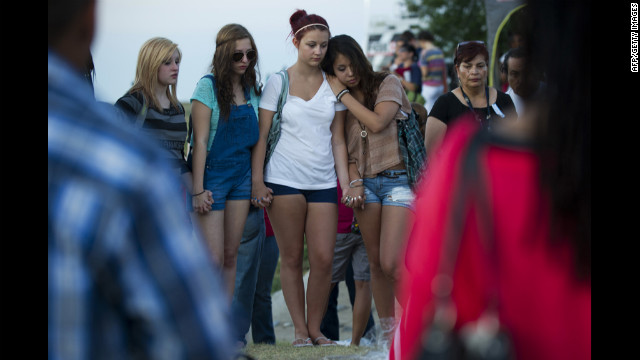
[250,9,349,347]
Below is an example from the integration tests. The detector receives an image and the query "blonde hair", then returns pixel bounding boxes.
[129,37,182,111]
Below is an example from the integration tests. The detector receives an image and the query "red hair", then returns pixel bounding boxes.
[289,9,329,41]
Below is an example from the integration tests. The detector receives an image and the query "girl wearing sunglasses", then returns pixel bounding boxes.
[189,23,262,300]
[250,9,349,348]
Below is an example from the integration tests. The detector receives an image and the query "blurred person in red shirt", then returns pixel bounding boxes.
[390,1,591,359]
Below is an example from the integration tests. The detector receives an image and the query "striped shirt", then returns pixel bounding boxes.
[419,48,446,86]
[48,51,235,360]
[115,91,189,175]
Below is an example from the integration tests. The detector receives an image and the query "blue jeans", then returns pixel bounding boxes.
[231,207,265,344]
[231,207,280,345]
[251,234,279,344]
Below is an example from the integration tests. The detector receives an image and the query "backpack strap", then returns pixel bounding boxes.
[134,94,148,129]
[185,75,215,150]
[276,70,289,112]
[264,69,289,166]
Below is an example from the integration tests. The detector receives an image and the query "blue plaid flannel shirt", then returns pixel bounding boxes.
[48,51,234,360]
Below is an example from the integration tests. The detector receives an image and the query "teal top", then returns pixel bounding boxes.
[190,74,260,151]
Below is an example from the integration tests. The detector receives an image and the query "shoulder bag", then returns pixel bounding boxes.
[397,107,427,191]
[264,69,289,167]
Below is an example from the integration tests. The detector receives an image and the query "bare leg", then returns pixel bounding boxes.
[379,205,413,285]
[351,280,372,346]
[221,199,250,299]
[266,195,309,340]
[305,202,338,342]
[354,204,395,321]
[195,209,225,276]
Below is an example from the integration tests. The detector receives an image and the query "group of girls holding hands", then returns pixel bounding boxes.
[116,9,425,348]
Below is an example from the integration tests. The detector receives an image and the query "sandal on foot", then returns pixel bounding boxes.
[313,336,337,346]
[292,338,313,347]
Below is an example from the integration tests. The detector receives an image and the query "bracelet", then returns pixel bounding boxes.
[336,88,350,102]
[192,190,206,197]
[349,178,364,188]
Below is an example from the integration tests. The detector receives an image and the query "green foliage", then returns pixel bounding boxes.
[404,0,487,61]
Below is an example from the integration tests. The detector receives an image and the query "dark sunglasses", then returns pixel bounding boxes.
[455,41,485,56]
[232,49,257,62]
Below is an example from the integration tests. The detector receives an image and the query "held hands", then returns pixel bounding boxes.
[193,190,214,214]
[250,183,274,208]
[341,180,365,210]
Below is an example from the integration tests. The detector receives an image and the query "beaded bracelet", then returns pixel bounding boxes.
[336,89,350,102]
[192,190,206,197]
[349,178,364,188]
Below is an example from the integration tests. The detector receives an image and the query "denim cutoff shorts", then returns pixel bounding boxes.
[363,170,415,210]
[204,160,252,211]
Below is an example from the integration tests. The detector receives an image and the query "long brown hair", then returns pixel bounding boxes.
[211,24,261,120]
[321,34,388,110]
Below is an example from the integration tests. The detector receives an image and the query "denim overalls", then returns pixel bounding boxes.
[203,84,259,210]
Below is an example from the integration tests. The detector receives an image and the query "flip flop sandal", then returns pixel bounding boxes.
[313,336,337,346]
[292,337,313,347]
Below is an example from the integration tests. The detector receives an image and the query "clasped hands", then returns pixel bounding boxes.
[251,184,273,208]
[341,187,365,210]
[193,190,214,214]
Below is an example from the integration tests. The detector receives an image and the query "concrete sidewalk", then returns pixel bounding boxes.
[246,271,379,345]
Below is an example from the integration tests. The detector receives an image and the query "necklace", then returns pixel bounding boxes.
[358,120,368,139]
[460,86,491,128]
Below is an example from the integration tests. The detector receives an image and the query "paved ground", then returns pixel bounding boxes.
[245,272,380,345]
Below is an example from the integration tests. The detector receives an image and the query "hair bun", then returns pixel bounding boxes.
[289,9,308,29]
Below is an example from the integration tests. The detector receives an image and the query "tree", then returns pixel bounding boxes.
[404,0,487,61]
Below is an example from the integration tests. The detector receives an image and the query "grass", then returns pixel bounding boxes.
[242,341,372,360]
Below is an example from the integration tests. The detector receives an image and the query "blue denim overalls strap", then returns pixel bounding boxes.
[205,80,259,174]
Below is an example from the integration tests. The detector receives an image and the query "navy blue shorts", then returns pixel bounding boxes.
[265,182,337,204]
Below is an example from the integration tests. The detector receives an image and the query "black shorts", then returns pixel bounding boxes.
[265,182,337,204]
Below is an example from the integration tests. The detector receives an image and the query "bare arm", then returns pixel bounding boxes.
[250,107,274,208]
[191,100,213,213]
[330,110,349,199]
[326,74,398,134]
[424,116,447,159]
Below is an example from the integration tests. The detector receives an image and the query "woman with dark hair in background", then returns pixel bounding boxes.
[424,40,516,158]
[390,1,591,359]
[250,9,349,347]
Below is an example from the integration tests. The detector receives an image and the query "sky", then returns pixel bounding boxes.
[91,0,405,104]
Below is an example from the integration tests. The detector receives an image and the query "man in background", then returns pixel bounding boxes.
[48,1,234,358]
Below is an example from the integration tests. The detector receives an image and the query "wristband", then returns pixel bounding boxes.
[349,178,364,188]
[336,89,350,102]
[192,190,206,197]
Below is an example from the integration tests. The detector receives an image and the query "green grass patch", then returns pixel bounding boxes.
[243,341,371,360]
